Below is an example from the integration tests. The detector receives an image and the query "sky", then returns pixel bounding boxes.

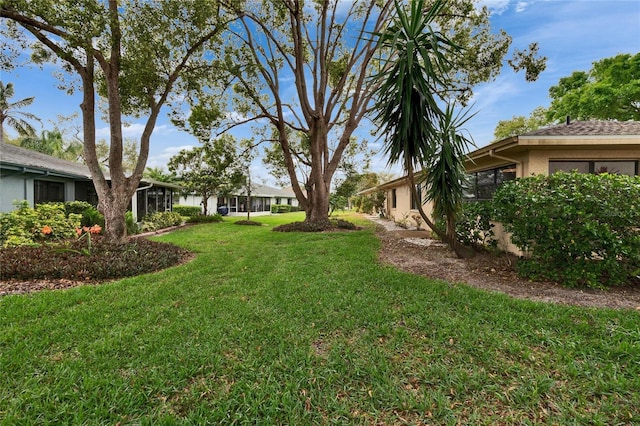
[2,0,639,187]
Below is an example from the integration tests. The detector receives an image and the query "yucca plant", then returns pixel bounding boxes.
[371,0,473,257]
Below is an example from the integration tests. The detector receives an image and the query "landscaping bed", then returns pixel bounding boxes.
[377,227,640,310]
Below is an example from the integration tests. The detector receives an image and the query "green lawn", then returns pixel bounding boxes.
[1,212,638,424]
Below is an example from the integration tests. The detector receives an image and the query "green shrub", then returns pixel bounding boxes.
[493,172,640,288]
[271,204,291,213]
[0,201,81,248]
[141,211,183,232]
[1,237,190,281]
[455,201,497,248]
[172,205,202,217]
[63,201,93,215]
[186,214,223,223]
[235,220,263,226]
[63,201,105,228]
[125,211,140,235]
[273,218,358,232]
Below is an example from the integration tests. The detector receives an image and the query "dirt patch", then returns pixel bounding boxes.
[376,227,640,311]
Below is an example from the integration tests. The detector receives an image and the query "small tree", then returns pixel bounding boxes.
[168,135,245,216]
[371,0,471,256]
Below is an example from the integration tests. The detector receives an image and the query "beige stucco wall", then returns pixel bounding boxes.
[525,146,640,176]
[384,184,436,229]
[466,137,640,178]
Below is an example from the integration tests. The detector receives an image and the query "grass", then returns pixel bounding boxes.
[1,212,638,424]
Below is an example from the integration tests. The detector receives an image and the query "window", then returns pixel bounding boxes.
[34,180,65,205]
[465,164,517,200]
[549,160,638,176]
[391,189,397,208]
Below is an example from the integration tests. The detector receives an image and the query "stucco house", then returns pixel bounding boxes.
[177,183,299,216]
[362,120,640,249]
[0,142,181,221]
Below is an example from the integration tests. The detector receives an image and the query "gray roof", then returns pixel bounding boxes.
[1,142,92,179]
[237,182,297,198]
[0,142,181,189]
[522,120,640,137]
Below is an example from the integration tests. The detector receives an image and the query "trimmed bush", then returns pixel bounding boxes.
[271,204,292,213]
[454,201,497,248]
[64,201,105,228]
[173,205,202,217]
[141,211,183,232]
[493,172,640,288]
[186,214,223,224]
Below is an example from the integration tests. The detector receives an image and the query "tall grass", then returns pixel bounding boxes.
[1,212,638,424]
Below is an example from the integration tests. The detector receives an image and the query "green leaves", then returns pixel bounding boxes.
[372,0,457,169]
[494,172,640,288]
[547,53,640,122]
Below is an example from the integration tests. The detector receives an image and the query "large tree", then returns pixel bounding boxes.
[547,53,640,122]
[1,0,232,242]
[0,81,40,143]
[222,0,545,228]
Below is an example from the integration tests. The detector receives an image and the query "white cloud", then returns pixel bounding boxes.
[478,0,511,15]
[146,144,195,169]
[515,1,529,12]
[225,111,248,123]
[95,123,176,140]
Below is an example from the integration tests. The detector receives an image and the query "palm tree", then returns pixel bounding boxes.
[0,81,41,143]
[19,129,64,156]
[371,0,472,258]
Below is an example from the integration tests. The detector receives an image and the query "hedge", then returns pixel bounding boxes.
[271,204,297,213]
[172,205,202,217]
[493,172,640,288]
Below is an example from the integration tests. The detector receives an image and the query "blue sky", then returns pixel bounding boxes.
[2,0,639,186]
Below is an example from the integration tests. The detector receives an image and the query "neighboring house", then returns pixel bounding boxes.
[361,120,640,250]
[177,183,299,216]
[0,142,181,221]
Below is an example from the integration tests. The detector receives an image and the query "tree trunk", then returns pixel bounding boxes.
[306,186,331,225]
[406,166,474,259]
[202,192,209,216]
[97,188,130,243]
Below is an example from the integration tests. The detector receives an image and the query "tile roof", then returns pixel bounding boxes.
[522,120,640,137]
